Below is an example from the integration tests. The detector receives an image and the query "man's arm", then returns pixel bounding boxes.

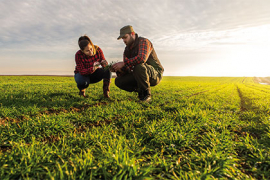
[124,38,152,68]
[111,38,152,76]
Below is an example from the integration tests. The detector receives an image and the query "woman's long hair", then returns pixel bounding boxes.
[78,35,98,55]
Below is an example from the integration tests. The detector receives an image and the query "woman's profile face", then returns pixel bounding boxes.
[82,44,93,56]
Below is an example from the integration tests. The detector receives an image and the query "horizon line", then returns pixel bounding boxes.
[0,74,265,78]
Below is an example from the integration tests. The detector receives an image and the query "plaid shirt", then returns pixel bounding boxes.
[123,38,152,70]
[74,46,105,75]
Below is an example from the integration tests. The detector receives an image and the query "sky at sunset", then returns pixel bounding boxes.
[1,0,270,76]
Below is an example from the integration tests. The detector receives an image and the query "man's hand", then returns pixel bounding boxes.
[112,62,124,72]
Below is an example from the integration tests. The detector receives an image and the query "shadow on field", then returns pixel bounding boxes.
[237,87,270,148]
[49,92,75,98]
[237,87,254,111]
[0,92,86,117]
[239,120,270,148]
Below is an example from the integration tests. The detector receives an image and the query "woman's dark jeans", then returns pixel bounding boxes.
[74,68,111,90]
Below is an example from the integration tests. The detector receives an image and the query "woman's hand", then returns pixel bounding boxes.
[100,60,108,68]
[93,62,101,72]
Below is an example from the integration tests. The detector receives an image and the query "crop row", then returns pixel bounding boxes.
[0,76,234,119]
[0,76,269,179]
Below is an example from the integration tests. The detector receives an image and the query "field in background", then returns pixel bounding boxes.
[0,76,270,179]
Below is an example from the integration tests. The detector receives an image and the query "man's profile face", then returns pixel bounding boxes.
[122,34,134,46]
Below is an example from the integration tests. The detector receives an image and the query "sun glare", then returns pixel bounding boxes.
[222,44,269,76]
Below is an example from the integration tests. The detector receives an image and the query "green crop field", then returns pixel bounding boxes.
[0,76,270,179]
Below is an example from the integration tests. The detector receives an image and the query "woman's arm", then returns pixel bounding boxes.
[96,47,108,67]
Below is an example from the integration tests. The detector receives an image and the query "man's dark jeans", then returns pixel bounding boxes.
[115,63,162,92]
[74,68,111,90]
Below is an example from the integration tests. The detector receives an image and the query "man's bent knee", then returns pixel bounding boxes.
[114,77,122,89]
[115,76,137,92]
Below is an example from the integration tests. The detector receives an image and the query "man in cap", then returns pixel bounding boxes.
[112,25,164,102]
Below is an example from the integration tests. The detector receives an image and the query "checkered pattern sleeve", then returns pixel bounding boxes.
[96,46,105,62]
[124,38,152,68]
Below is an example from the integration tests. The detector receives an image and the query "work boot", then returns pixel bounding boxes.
[139,89,151,102]
[103,79,111,98]
[134,88,143,100]
[138,91,143,100]
[79,89,87,98]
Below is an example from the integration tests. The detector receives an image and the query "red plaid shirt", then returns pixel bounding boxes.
[74,46,105,75]
[123,38,152,69]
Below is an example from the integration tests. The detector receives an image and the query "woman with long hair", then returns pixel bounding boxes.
[74,35,111,98]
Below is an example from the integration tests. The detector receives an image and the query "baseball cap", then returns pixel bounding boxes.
[117,25,134,40]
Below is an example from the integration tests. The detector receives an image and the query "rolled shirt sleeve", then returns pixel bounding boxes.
[123,38,152,69]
